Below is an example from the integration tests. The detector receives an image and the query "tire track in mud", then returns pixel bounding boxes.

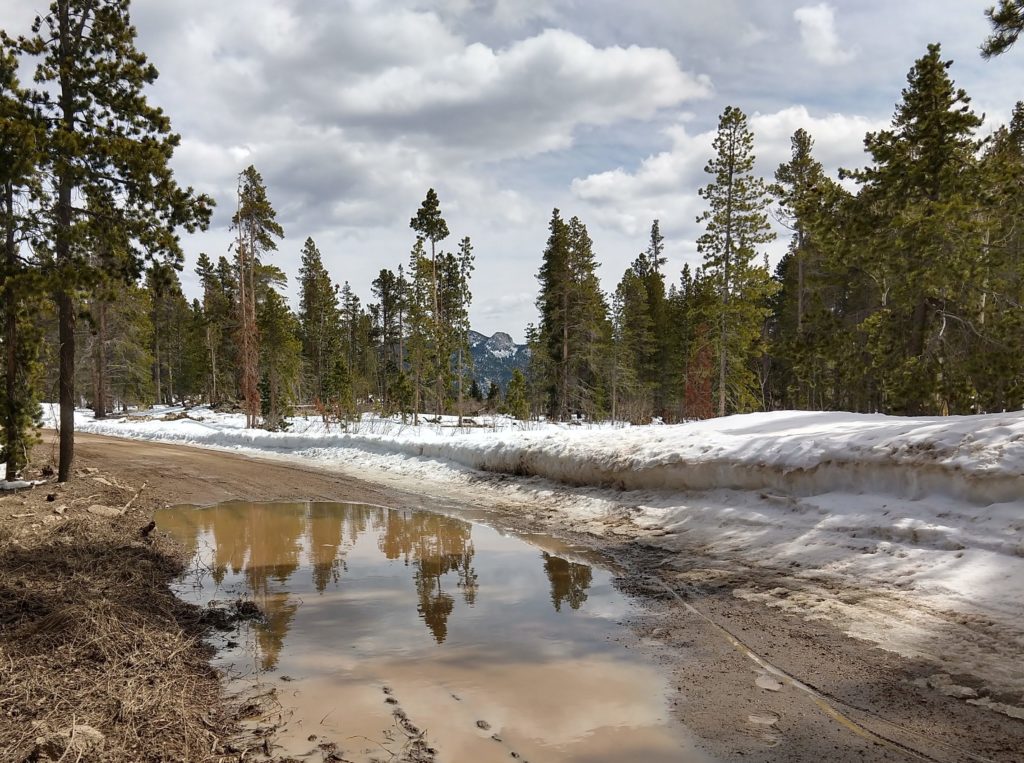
[650,577,998,763]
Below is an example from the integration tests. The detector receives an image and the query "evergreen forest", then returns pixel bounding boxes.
[3,1,1024,482]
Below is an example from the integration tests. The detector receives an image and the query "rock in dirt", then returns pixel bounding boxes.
[756,672,784,692]
[35,723,105,759]
[86,504,123,518]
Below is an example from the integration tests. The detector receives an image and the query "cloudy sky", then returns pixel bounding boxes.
[3,1,1023,340]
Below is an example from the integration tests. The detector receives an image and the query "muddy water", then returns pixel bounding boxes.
[158,501,707,762]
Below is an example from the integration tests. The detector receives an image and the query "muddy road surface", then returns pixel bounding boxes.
[10,432,1023,762]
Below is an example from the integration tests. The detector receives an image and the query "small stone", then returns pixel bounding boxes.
[38,724,105,758]
[476,720,491,731]
[53,506,67,516]
[87,504,123,518]
[756,673,784,692]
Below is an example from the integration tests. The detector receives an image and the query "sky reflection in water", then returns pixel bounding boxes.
[157,501,705,762]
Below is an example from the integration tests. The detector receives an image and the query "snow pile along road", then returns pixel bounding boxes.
[62,406,1024,503]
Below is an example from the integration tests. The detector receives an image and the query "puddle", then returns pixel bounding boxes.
[157,501,707,762]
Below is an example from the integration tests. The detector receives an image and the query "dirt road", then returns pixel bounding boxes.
[8,432,1023,762]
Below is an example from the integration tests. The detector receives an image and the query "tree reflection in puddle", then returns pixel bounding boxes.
[158,501,705,762]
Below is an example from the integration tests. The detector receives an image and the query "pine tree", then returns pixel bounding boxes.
[258,278,302,431]
[146,262,192,405]
[846,44,984,414]
[982,1,1024,57]
[612,261,652,421]
[771,129,841,408]
[442,236,474,425]
[83,280,154,412]
[696,106,777,416]
[486,380,501,412]
[405,238,435,423]
[232,165,283,427]
[12,0,213,480]
[297,237,339,403]
[504,368,529,422]
[612,229,669,422]
[323,357,354,423]
[370,268,404,410]
[534,210,610,420]
[0,45,44,480]
[194,253,234,405]
[409,189,451,414]
[970,101,1024,410]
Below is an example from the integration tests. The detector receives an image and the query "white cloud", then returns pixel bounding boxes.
[793,3,855,66]
[317,29,711,158]
[569,106,888,287]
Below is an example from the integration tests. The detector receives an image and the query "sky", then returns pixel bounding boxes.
[3,1,1023,341]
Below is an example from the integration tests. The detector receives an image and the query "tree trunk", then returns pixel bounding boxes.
[4,182,19,482]
[413,368,420,426]
[206,324,217,405]
[153,332,162,405]
[94,300,108,419]
[561,289,569,420]
[456,345,464,427]
[55,0,81,483]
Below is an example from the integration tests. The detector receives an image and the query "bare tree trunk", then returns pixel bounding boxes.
[206,324,217,405]
[55,0,84,483]
[413,368,420,426]
[561,290,569,421]
[457,345,464,427]
[153,332,162,405]
[236,179,261,429]
[94,300,108,419]
[4,182,20,482]
[718,162,734,419]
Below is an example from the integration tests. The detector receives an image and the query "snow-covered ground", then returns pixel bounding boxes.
[42,404,1024,707]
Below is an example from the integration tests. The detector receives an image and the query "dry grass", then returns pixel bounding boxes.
[0,503,254,761]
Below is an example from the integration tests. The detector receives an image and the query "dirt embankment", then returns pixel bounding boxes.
[0,433,394,763]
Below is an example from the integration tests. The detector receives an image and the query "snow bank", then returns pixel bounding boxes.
[62,407,1024,505]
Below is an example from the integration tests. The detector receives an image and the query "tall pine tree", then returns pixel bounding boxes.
[13,0,213,480]
[696,106,776,416]
[232,165,283,428]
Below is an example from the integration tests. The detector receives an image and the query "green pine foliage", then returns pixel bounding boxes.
[982,1,1024,57]
[843,44,985,414]
[258,278,302,431]
[504,368,530,422]
[370,268,405,410]
[534,210,610,420]
[610,223,670,422]
[0,44,44,480]
[298,238,341,404]
[696,106,778,416]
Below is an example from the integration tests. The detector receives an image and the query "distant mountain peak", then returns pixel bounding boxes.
[467,329,529,388]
